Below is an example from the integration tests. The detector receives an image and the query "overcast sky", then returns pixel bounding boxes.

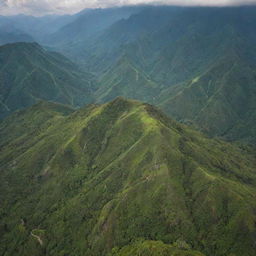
[1,0,256,16]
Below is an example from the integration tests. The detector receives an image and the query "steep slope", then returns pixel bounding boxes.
[85,6,256,143]
[45,7,144,62]
[109,240,204,256]
[96,56,160,103]
[0,98,255,256]
[0,42,94,119]
[67,6,178,73]
[159,44,256,144]
[59,6,256,76]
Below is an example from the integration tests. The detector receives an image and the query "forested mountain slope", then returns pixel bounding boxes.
[0,98,255,256]
[74,6,256,143]
[0,42,94,118]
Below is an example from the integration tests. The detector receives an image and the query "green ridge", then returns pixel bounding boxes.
[0,98,255,256]
[108,240,205,256]
[0,42,95,119]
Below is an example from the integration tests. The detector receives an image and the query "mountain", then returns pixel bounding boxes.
[0,14,77,43]
[0,42,95,119]
[95,55,160,103]
[2,7,255,143]
[65,6,255,144]
[0,20,34,45]
[58,6,178,72]
[0,29,34,45]
[0,98,255,256]
[72,6,256,77]
[45,7,144,61]
[159,46,256,144]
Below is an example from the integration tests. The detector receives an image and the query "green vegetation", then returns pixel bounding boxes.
[59,6,255,144]
[0,7,256,256]
[158,43,256,144]
[0,98,255,256]
[0,42,95,119]
[108,240,205,256]
[2,7,256,144]
[96,55,159,104]
[1,7,256,143]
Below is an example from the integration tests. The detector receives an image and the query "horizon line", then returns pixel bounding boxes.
[1,3,256,17]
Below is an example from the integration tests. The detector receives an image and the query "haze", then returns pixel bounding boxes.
[1,0,256,16]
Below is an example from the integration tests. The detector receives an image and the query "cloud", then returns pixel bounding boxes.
[0,0,256,16]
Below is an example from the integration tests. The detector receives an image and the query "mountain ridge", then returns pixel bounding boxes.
[0,98,255,256]
[0,42,95,119]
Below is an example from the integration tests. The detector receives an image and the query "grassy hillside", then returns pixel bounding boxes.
[108,240,205,256]
[0,42,94,119]
[0,98,255,256]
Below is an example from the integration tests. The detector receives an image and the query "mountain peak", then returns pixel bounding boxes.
[1,98,256,256]
[105,96,140,108]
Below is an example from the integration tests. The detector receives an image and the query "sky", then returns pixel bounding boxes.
[0,0,256,16]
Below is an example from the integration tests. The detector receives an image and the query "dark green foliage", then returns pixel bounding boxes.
[0,42,95,119]
[0,98,255,256]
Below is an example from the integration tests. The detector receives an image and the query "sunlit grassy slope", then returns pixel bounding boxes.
[0,98,255,256]
[108,240,206,256]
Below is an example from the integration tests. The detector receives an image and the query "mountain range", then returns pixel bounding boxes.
[1,6,256,144]
[0,6,256,256]
[83,6,256,144]
[0,98,255,256]
[11,5,252,144]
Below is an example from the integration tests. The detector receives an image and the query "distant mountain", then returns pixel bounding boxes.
[0,98,255,256]
[95,55,160,103]
[45,7,144,55]
[75,6,256,76]
[68,6,255,144]
[0,42,94,118]
[0,20,34,45]
[12,15,76,42]
[0,29,33,45]
[0,14,76,43]
[159,45,256,144]
[59,6,178,72]
[2,6,255,143]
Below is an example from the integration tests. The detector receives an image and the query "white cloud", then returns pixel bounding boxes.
[0,0,256,16]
